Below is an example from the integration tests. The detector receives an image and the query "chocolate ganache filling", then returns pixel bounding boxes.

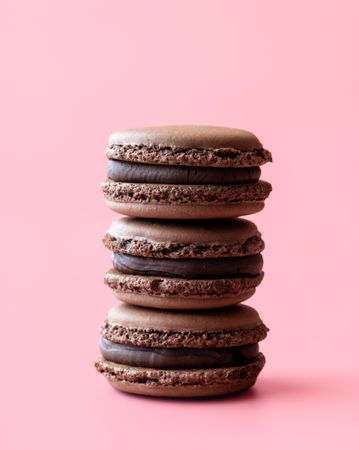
[99,338,259,369]
[107,160,261,185]
[112,253,263,279]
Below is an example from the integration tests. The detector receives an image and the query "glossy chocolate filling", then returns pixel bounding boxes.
[99,338,259,369]
[107,160,261,185]
[112,253,263,279]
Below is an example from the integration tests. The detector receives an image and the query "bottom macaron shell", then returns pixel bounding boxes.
[108,378,256,398]
[104,269,264,310]
[105,200,264,219]
[95,353,265,398]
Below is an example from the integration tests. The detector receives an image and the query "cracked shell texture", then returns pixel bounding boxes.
[104,269,264,309]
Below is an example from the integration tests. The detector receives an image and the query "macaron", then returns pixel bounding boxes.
[103,217,265,309]
[95,303,268,398]
[102,125,272,219]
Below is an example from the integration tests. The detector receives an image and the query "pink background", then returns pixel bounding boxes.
[1,1,358,448]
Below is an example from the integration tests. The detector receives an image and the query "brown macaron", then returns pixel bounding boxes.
[103,217,265,309]
[102,125,272,219]
[95,303,268,398]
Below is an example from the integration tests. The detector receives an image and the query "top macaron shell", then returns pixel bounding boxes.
[103,125,272,219]
[107,125,272,167]
[102,302,269,348]
[103,217,264,259]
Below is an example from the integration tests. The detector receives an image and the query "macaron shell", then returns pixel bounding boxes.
[102,315,268,349]
[105,200,264,219]
[106,216,260,245]
[108,125,264,150]
[111,289,256,310]
[107,145,271,169]
[107,378,256,398]
[104,217,264,258]
[102,181,272,205]
[95,353,265,398]
[104,269,264,309]
[106,302,264,332]
[107,126,272,168]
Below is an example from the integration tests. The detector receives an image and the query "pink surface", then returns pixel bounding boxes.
[1,1,359,448]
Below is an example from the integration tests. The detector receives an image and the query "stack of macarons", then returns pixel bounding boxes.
[96,125,272,397]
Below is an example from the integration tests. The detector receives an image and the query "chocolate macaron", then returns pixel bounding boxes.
[102,125,272,219]
[95,303,268,398]
[104,217,265,309]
